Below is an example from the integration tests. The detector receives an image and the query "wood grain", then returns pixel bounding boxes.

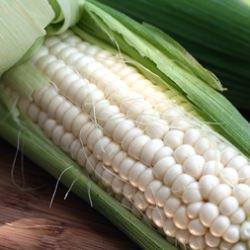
[0,139,138,250]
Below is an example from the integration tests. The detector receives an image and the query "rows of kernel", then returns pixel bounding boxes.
[31,34,250,248]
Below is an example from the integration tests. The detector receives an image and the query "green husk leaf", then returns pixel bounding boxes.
[96,0,250,109]
[76,1,250,156]
[0,85,20,124]
[47,0,86,34]
[140,23,223,91]
[97,0,250,59]
[0,0,54,76]
[2,62,49,100]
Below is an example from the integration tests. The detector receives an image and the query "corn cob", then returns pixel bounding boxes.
[2,30,250,250]
[1,1,250,250]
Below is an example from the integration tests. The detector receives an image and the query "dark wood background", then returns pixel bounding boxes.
[0,139,138,250]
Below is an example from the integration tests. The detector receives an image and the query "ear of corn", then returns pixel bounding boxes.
[0,1,250,250]
[97,0,250,109]
[1,27,250,249]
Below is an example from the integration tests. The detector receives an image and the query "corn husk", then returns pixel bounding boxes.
[0,0,54,76]
[97,0,250,109]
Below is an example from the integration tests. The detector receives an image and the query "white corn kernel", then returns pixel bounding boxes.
[164,196,181,218]
[47,95,65,118]
[183,155,205,179]
[128,162,146,187]
[238,166,250,183]
[188,219,206,236]
[71,113,88,137]
[60,133,75,152]
[152,208,165,227]
[137,168,154,192]
[134,192,148,211]
[77,148,90,167]
[176,230,190,245]
[199,175,220,200]
[174,144,195,163]
[205,232,221,248]
[173,206,189,230]
[27,104,40,122]
[210,216,230,237]
[163,164,183,186]
[70,140,81,160]
[203,149,221,161]
[85,154,98,174]
[144,180,161,204]
[163,130,184,149]
[140,139,164,166]
[101,169,114,187]
[155,186,171,208]
[240,221,250,240]
[152,146,173,165]
[233,184,250,204]
[199,203,219,227]
[219,196,239,216]
[221,147,238,165]
[93,137,111,160]
[118,158,135,181]
[195,137,211,155]
[182,182,202,204]
[62,106,80,131]
[209,184,231,204]
[223,225,240,244]
[111,151,127,173]
[123,183,136,201]
[121,128,143,151]
[187,202,203,220]
[219,167,239,186]
[189,236,205,250]
[43,119,57,138]
[227,156,248,170]
[163,219,178,238]
[230,208,246,225]
[231,243,247,250]
[202,160,223,176]
[153,156,175,180]
[86,128,103,151]
[128,134,151,161]
[183,128,201,145]
[111,176,124,194]
[102,142,120,168]
[51,125,64,145]
[145,121,169,139]
[171,174,195,197]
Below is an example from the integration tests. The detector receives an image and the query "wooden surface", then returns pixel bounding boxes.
[0,139,138,250]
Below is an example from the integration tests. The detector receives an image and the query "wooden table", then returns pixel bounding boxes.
[0,139,138,250]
